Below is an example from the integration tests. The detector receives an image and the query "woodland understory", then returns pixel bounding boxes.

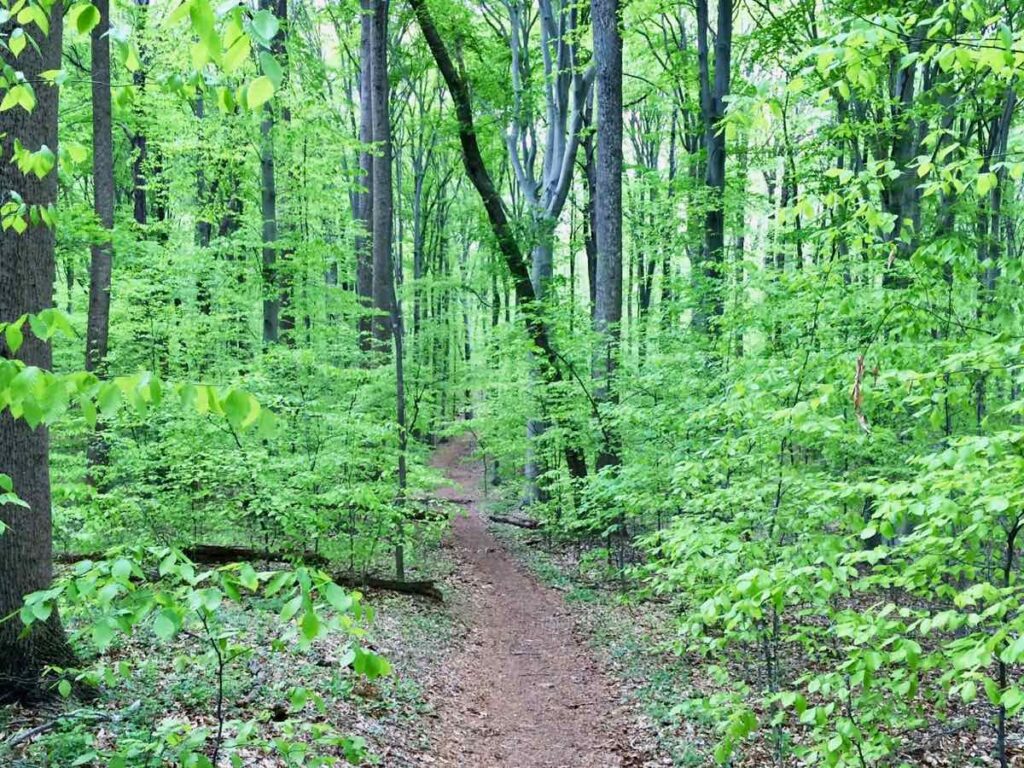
[3,0,1024,765]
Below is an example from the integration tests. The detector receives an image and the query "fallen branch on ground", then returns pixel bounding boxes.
[56,546,443,601]
[4,700,141,751]
[488,515,543,530]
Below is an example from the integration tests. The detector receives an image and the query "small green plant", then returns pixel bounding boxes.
[13,547,390,767]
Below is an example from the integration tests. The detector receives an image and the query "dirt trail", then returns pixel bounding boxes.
[424,435,624,768]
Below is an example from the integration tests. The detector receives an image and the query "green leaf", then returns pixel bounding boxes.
[353,647,391,679]
[250,8,278,43]
[111,558,132,581]
[223,34,250,73]
[960,680,977,703]
[247,76,274,110]
[58,679,72,698]
[300,609,321,641]
[76,3,101,34]
[223,388,253,428]
[153,609,179,641]
[323,582,353,613]
[977,172,998,196]
[92,620,116,651]
[238,563,259,591]
[5,321,23,354]
[259,51,282,87]
[9,28,25,57]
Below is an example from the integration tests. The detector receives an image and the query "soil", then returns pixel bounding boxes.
[422,435,626,768]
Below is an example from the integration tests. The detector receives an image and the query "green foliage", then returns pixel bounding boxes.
[12,548,385,766]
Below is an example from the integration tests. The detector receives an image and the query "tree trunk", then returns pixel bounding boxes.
[130,0,151,227]
[583,107,598,320]
[370,0,393,350]
[592,0,622,471]
[260,99,279,344]
[367,0,405,575]
[694,0,731,333]
[0,4,77,703]
[355,0,374,350]
[260,0,288,345]
[84,0,116,482]
[86,0,115,373]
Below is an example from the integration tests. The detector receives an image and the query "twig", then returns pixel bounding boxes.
[4,700,141,751]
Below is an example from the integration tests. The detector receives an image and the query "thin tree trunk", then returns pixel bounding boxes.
[85,0,115,482]
[593,0,622,470]
[694,0,731,333]
[370,0,393,349]
[86,0,114,373]
[260,101,280,343]
[260,0,287,345]
[355,0,374,350]
[582,102,598,321]
[130,0,151,226]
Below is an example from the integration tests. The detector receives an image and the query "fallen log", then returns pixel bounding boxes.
[488,514,542,530]
[331,573,444,601]
[56,545,443,601]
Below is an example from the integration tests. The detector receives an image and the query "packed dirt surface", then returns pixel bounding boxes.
[424,435,624,768]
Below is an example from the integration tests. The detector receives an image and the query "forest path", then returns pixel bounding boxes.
[423,435,624,768]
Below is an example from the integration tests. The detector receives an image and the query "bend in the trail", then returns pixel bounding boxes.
[423,435,624,768]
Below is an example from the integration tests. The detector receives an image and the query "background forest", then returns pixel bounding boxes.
[3,0,1024,765]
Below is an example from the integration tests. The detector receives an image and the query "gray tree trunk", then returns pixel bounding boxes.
[260,92,279,341]
[368,0,407,576]
[86,0,114,373]
[355,0,374,351]
[593,0,622,470]
[503,0,593,502]
[85,0,115,481]
[694,0,731,333]
[370,0,393,349]
[0,4,77,703]
[260,0,288,344]
[130,0,150,226]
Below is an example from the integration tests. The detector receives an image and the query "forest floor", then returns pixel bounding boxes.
[417,435,650,768]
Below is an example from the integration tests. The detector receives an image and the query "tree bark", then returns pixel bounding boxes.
[0,4,77,703]
[84,0,116,481]
[355,0,374,351]
[370,0,393,349]
[260,0,288,345]
[86,0,115,373]
[130,0,151,227]
[260,92,280,343]
[592,0,622,471]
[694,0,731,333]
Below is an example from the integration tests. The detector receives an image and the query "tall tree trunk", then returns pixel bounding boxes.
[85,0,116,482]
[582,100,598,321]
[365,0,404,571]
[593,0,622,470]
[274,0,294,340]
[370,0,393,349]
[260,100,280,344]
[694,0,731,334]
[0,3,77,703]
[130,0,150,227]
[260,0,287,345]
[86,0,114,373]
[355,0,374,350]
